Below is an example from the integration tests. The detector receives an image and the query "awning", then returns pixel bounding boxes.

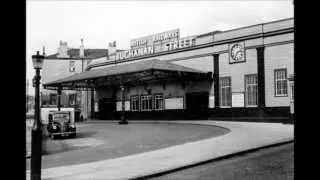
[43,59,212,90]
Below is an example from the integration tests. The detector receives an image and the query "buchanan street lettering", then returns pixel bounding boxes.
[116,46,154,60]
[116,29,196,61]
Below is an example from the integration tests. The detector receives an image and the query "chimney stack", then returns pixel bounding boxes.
[108,40,117,55]
[79,38,85,58]
[42,46,46,56]
[57,41,69,58]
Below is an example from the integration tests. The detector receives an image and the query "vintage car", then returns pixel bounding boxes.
[47,111,76,139]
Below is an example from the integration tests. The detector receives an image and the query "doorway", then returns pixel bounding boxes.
[98,98,116,120]
[185,92,209,119]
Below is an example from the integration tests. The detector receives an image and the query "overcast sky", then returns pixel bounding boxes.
[26,0,293,95]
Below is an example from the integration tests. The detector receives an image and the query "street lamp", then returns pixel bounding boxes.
[118,85,128,124]
[288,74,294,122]
[31,51,45,180]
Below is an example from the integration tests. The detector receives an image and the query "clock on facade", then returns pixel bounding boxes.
[230,43,245,63]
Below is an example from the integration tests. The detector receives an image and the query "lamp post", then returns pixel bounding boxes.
[118,85,128,124]
[31,51,44,180]
[288,74,294,122]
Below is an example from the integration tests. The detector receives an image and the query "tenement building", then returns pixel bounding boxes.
[43,18,294,122]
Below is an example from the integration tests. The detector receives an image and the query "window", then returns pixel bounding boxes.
[220,77,231,107]
[69,94,76,106]
[245,74,258,106]
[49,94,57,105]
[130,95,140,111]
[69,60,76,72]
[141,95,153,111]
[275,69,288,96]
[166,43,170,50]
[185,40,190,47]
[154,94,164,110]
[191,39,196,46]
[180,41,184,48]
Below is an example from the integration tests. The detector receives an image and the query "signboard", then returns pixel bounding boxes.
[116,101,130,111]
[153,29,180,44]
[165,97,184,109]
[130,35,154,49]
[232,92,244,107]
[116,29,195,61]
[116,46,154,60]
[209,96,215,108]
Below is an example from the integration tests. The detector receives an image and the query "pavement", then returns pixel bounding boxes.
[26,120,294,180]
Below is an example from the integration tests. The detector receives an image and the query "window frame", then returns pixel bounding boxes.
[49,93,57,105]
[68,93,77,106]
[154,93,164,111]
[274,68,288,97]
[244,74,258,107]
[140,94,153,111]
[220,77,232,107]
[130,95,140,111]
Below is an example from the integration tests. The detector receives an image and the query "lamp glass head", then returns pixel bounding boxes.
[32,51,45,69]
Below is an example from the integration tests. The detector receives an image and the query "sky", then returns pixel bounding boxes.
[26,0,294,95]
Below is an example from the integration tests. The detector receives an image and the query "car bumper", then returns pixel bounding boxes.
[51,131,76,136]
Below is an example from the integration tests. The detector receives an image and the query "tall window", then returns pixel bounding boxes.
[141,95,153,111]
[191,39,196,46]
[180,40,184,48]
[69,94,76,106]
[154,94,164,110]
[275,69,288,96]
[245,74,258,106]
[49,94,57,105]
[69,60,76,72]
[130,95,140,111]
[220,77,232,107]
[185,40,190,47]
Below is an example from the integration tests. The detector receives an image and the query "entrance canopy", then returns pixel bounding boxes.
[43,59,212,90]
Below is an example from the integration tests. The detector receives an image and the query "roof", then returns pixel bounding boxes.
[45,48,110,59]
[44,59,208,87]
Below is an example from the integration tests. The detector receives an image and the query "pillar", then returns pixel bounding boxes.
[90,88,95,119]
[118,84,128,124]
[213,54,220,108]
[57,87,62,111]
[257,47,265,120]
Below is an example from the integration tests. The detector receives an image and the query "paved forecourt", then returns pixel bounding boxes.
[26,120,294,180]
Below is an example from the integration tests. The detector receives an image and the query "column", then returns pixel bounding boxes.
[90,88,95,119]
[213,54,220,108]
[257,47,265,120]
[257,47,265,108]
[57,87,62,111]
[118,84,128,124]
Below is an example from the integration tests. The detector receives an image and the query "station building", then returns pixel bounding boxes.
[43,17,294,122]
[40,40,117,120]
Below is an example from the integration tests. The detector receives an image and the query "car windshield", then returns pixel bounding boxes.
[53,112,71,124]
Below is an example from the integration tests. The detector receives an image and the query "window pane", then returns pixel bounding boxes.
[220,77,231,107]
[245,75,258,106]
[275,69,288,96]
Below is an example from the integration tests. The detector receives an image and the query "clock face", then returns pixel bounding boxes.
[230,43,244,62]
